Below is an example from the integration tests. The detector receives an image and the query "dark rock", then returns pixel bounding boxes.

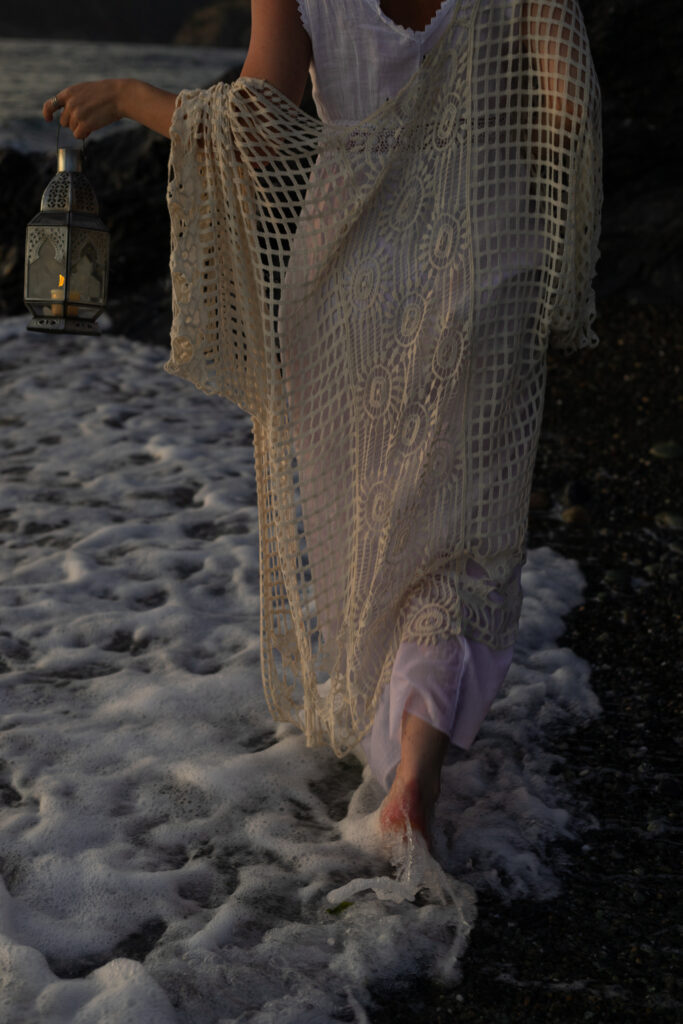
[580,0,683,306]
[0,1,204,44]
[561,479,593,507]
[0,147,53,312]
[561,505,592,529]
[529,490,551,511]
[649,440,683,460]
[173,0,252,48]
[654,511,683,531]
[602,568,630,589]
[0,243,20,279]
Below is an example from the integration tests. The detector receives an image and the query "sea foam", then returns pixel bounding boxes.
[0,318,601,1022]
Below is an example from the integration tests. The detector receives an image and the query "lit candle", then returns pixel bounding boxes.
[50,283,80,318]
[50,286,65,316]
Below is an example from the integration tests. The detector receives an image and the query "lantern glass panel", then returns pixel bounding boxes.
[69,228,108,310]
[25,225,68,314]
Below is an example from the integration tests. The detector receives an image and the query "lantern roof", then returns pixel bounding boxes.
[40,148,99,216]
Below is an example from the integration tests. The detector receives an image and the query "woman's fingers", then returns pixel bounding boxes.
[42,94,62,122]
[41,81,122,140]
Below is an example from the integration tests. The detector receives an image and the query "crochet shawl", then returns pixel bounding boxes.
[165,0,602,756]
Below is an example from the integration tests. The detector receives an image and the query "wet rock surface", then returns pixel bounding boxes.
[173,0,252,48]
[0,0,202,45]
[582,0,683,307]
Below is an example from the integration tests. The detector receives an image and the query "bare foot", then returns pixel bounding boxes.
[379,774,435,844]
[378,711,448,850]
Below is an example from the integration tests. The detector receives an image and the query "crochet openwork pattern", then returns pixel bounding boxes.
[166,0,601,756]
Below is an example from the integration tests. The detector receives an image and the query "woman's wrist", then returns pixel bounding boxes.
[116,78,177,138]
[114,78,133,122]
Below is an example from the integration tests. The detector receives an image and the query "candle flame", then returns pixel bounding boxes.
[58,274,65,287]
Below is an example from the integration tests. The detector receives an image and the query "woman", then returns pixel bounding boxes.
[44,0,601,845]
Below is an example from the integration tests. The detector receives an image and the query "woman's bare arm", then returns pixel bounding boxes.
[524,0,586,135]
[118,80,178,138]
[43,79,177,140]
[240,0,311,106]
[43,0,311,140]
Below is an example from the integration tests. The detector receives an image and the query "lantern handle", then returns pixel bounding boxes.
[55,123,86,161]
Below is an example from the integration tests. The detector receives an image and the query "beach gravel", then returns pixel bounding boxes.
[371,297,682,1022]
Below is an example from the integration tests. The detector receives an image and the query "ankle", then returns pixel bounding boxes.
[380,776,428,837]
[394,762,441,804]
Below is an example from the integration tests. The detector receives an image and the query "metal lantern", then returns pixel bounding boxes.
[24,141,109,335]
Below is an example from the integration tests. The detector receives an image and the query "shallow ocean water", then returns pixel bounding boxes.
[0,38,245,152]
[0,316,601,1022]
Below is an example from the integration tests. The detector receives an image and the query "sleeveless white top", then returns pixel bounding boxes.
[296,0,456,123]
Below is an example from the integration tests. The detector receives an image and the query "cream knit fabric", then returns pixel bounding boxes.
[165,0,602,757]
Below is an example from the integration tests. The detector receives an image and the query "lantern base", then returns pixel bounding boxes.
[27,315,101,336]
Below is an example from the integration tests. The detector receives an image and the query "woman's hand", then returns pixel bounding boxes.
[43,79,177,139]
[43,79,125,140]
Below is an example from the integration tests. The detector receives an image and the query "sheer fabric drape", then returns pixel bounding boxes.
[165,0,602,766]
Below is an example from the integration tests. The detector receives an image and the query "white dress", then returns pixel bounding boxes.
[296,0,514,789]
